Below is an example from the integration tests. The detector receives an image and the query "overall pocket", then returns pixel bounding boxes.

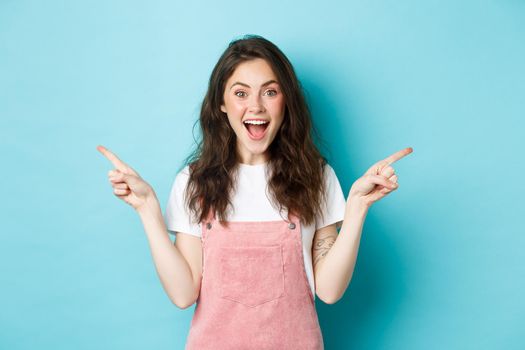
[218,244,285,308]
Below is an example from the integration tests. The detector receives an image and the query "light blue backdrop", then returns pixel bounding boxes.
[1,0,524,349]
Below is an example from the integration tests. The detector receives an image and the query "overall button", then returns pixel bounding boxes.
[288,222,296,229]
[206,222,212,230]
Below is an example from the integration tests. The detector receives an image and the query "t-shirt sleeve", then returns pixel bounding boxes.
[163,165,202,238]
[315,164,347,230]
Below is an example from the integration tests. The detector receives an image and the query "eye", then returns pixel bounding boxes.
[235,90,247,98]
[264,89,278,97]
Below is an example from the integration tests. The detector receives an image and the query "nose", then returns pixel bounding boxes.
[248,94,265,114]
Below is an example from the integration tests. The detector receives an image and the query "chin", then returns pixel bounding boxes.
[247,146,268,155]
[241,141,269,156]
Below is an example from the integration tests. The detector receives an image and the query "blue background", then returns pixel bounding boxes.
[1,0,524,349]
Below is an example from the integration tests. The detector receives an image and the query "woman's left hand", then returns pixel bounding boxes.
[348,147,413,209]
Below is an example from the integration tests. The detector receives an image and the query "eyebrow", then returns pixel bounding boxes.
[229,80,279,90]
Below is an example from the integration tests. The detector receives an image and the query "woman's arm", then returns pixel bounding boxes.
[138,196,201,309]
[313,197,368,304]
[313,147,413,304]
[97,145,201,309]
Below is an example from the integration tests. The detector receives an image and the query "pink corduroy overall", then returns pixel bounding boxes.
[184,210,324,350]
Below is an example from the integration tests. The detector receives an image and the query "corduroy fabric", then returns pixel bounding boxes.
[185,211,324,349]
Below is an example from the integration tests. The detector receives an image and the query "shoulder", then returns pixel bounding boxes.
[177,164,191,178]
[323,163,336,174]
[319,163,345,206]
[168,165,192,197]
[322,163,339,184]
[174,165,191,185]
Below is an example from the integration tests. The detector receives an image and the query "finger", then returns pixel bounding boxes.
[108,169,130,183]
[381,174,399,194]
[380,186,397,194]
[112,182,129,190]
[371,188,391,202]
[368,174,398,189]
[108,169,120,179]
[380,165,395,177]
[114,191,131,200]
[111,170,143,190]
[113,188,131,195]
[109,178,126,185]
[380,183,399,194]
[97,145,131,172]
[384,147,413,166]
[366,161,394,176]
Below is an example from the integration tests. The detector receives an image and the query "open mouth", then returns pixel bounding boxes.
[243,119,270,140]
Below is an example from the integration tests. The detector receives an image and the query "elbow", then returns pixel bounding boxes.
[321,296,340,305]
[173,298,196,310]
[317,291,341,305]
[178,302,195,310]
[171,294,198,309]
[170,285,200,309]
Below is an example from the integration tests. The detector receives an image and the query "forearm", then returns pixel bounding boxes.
[315,197,368,304]
[137,196,196,308]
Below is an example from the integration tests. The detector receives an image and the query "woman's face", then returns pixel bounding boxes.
[220,58,285,165]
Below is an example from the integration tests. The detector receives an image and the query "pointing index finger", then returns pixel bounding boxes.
[97,145,127,170]
[384,147,413,165]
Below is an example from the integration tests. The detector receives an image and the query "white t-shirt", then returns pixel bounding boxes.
[163,162,347,299]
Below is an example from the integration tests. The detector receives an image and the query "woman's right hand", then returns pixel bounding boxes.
[97,145,156,212]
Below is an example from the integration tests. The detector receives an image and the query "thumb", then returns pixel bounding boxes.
[368,174,398,189]
[111,169,141,187]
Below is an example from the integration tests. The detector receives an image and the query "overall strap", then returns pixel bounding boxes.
[285,210,300,227]
[201,207,215,242]
[285,207,299,220]
[204,207,215,223]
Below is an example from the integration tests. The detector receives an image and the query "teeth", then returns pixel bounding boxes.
[243,120,269,125]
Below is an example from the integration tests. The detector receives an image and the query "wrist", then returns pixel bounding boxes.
[346,194,369,215]
[137,193,161,217]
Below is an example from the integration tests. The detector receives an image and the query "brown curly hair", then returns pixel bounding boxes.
[183,34,328,227]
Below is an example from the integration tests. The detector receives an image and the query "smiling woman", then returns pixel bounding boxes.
[98,34,412,350]
[185,37,329,228]
[220,58,285,162]
[171,35,338,349]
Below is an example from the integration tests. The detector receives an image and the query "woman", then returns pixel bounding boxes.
[98,34,412,349]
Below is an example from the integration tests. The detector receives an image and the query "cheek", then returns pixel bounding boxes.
[226,105,245,129]
[270,98,285,119]
[228,101,247,115]
[272,96,285,113]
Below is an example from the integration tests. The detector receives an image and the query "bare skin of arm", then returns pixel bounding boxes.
[138,199,202,309]
[97,145,202,309]
[312,201,367,304]
[312,147,413,304]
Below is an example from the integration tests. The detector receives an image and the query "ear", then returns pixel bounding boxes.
[220,104,227,113]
